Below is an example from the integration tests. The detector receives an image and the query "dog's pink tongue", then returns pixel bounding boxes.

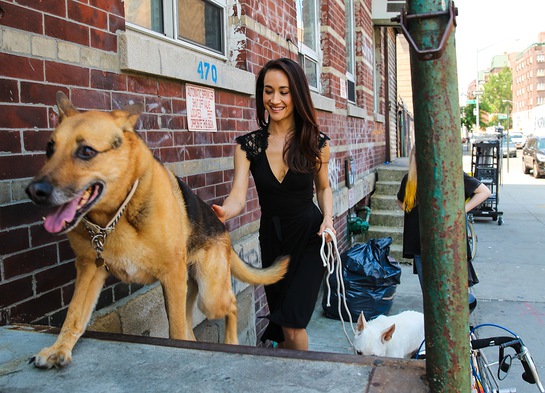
[44,198,79,233]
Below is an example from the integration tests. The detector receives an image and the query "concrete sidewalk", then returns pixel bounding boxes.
[307,265,423,356]
[310,153,545,391]
[464,156,545,391]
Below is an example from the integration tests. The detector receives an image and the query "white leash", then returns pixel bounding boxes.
[320,228,356,351]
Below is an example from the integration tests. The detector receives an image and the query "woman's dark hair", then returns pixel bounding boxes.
[255,58,322,173]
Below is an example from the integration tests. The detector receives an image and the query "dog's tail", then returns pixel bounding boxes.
[230,250,289,285]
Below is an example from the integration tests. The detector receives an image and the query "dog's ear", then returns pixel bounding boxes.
[381,324,396,343]
[56,91,80,121]
[112,103,144,132]
[356,311,367,332]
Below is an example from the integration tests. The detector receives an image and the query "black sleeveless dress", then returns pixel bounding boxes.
[236,128,329,343]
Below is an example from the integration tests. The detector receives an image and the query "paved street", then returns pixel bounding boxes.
[465,153,545,391]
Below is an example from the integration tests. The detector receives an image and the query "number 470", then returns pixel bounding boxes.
[197,61,218,84]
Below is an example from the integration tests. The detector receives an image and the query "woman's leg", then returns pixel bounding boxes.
[278,327,308,350]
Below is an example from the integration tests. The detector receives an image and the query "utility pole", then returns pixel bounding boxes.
[475,89,483,132]
[396,1,470,391]
[503,99,513,173]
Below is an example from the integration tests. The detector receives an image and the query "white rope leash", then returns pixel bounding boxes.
[320,228,356,351]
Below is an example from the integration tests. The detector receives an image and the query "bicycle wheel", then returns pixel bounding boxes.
[470,331,501,393]
[477,350,498,392]
[471,348,500,392]
[467,217,477,261]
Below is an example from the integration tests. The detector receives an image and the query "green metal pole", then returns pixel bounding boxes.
[405,1,470,391]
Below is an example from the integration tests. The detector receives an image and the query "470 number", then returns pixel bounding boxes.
[197,61,218,84]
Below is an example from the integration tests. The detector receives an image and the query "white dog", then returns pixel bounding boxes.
[353,310,425,358]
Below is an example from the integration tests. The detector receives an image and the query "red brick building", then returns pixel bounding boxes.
[509,32,545,132]
[0,0,401,343]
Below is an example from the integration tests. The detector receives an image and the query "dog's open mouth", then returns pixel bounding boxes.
[44,183,104,234]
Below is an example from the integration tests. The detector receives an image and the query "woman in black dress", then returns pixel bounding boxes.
[212,58,335,350]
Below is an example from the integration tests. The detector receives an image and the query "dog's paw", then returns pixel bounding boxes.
[31,346,73,369]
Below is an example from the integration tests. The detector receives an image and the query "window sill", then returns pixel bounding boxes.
[347,104,367,119]
[118,28,255,95]
[374,113,385,123]
[311,92,335,113]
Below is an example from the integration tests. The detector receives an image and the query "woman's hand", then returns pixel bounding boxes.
[318,215,336,242]
[211,204,227,223]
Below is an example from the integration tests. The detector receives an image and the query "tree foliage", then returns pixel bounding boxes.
[481,67,513,128]
[460,104,474,131]
[460,100,491,131]
[460,67,513,131]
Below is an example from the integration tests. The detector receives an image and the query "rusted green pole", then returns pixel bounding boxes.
[403,0,470,391]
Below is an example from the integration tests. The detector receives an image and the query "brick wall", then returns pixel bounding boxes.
[0,0,397,343]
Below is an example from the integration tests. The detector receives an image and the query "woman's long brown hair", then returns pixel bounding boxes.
[255,58,322,173]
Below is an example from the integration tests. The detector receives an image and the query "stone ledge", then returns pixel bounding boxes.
[118,29,254,95]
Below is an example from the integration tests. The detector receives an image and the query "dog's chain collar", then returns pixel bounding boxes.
[82,179,140,271]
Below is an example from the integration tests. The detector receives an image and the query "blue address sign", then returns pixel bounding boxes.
[197,61,218,84]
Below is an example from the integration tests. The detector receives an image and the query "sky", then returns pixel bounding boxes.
[454,0,545,101]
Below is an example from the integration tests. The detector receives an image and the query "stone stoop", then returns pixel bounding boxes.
[0,325,429,393]
[359,159,411,264]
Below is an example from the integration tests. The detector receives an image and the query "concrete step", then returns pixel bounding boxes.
[375,180,402,196]
[365,225,403,244]
[0,325,429,393]
[376,165,407,182]
[371,195,400,211]
[389,245,412,265]
[351,236,411,265]
[363,160,411,268]
[369,210,404,227]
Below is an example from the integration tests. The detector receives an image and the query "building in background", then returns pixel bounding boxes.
[463,33,545,134]
[509,32,545,133]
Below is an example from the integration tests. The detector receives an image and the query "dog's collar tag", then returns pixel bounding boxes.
[91,234,108,271]
[82,180,139,272]
[95,255,107,270]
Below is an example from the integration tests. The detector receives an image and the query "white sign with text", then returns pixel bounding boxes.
[186,84,217,132]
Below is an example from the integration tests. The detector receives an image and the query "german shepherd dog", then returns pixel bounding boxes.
[25,92,288,369]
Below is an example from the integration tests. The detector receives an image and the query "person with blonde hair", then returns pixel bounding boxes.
[397,147,491,289]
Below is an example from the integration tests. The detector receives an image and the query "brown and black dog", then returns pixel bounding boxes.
[25,92,288,369]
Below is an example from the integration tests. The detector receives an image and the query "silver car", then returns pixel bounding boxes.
[501,137,517,158]
[510,132,526,149]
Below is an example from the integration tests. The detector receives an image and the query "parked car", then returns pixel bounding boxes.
[510,132,526,149]
[522,135,545,178]
[501,137,517,158]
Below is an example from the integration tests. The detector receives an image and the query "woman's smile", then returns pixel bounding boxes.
[263,69,294,124]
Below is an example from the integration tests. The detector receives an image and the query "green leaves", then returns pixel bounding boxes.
[461,67,513,130]
[481,67,513,128]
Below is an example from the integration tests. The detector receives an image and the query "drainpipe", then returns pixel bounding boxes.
[383,28,391,162]
[395,1,470,391]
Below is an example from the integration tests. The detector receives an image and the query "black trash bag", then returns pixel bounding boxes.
[322,237,401,321]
